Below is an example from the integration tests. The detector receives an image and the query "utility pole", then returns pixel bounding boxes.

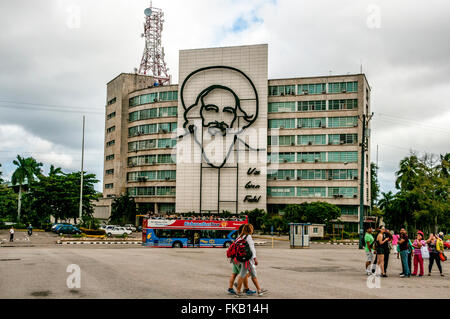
[79,116,85,223]
[359,113,374,249]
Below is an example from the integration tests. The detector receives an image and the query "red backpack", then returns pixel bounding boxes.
[226,235,253,263]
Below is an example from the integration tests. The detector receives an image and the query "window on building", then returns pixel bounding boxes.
[268,102,296,113]
[298,135,326,145]
[268,135,296,146]
[328,82,358,93]
[157,138,177,149]
[297,187,326,198]
[157,154,176,164]
[297,152,326,163]
[268,153,295,163]
[158,122,177,133]
[107,97,117,106]
[297,83,326,95]
[128,139,157,152]
[158,106,178,117]
[268,119,296,129]
[328,116,358,128]
[129,124,158,137]
[105,184,114,189]
[267,170,295,180]
[107,112,116,120]
[329,187,358,198]
[128,187,156,196]
[328,99,358,110]
[268,85,296,96]
[329,169,358,180]
[297,170,326,180]
[106,154,115,161]
[298,100,326,111]
[106,126,116,133]
[157,170,176,180]
[105,169,114,175]
[297,118,326,128]
[106,140,115,147]
[328,134,358,145]
[340,206,359,216]
[328,151,358,163]
[267,187,295,197]
[159,91,178,101]
[157,186,176,196]
[128,155,157,167]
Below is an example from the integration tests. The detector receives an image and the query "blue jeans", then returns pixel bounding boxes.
[400,250,410,276]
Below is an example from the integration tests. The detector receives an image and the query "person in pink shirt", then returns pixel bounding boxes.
[392,231,400,259]
[412,231,426,277]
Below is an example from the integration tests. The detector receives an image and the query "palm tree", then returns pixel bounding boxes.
[395,155,420,191]
[11,156,43,220]
[48,165,63,177]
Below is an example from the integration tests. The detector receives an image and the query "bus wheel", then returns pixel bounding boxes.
[224,241,232,248]
[172,242,183,248]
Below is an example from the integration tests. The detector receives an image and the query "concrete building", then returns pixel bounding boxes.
[102,44,371,231]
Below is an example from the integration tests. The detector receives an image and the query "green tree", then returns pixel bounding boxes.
[0,184,18,220]
[11,156,43,221]
[110,194,137,225]
[25,171,99,224]
[284,202,341,226]
[244,209,267,230]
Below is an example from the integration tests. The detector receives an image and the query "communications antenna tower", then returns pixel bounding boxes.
[138,1,171,85]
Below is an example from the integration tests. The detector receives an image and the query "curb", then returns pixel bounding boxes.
[311,242,358,246]
[253,236,289,242]
[59,241,141,245]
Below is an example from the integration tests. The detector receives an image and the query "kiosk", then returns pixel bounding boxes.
[289,223,311,248]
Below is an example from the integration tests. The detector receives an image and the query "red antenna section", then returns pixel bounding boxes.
[138,1,171,85]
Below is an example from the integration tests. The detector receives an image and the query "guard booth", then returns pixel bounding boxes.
[289,223,311,249]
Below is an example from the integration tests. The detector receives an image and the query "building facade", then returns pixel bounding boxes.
[102,44,371,231]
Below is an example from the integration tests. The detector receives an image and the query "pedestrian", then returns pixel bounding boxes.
[411,231,426,277]
[9,226,14,242]
[392,231,400,259]
[375,226,389,277]
[235,224,268,297]
[228,224,256,296]
[27,224,33,236]
[398,228,411,278]
[427,233,444,277]
[364,226,375,275]
[383,228,392,275]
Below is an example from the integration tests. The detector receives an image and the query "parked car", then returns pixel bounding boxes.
[52,224,71,233]
[105,226,132,237]
[124,224,137,232]
[55,225,81,235]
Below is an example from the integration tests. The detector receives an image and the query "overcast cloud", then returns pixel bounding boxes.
[0,0,449,194]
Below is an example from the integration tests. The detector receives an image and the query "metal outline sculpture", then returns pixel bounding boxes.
[180,66,262,169]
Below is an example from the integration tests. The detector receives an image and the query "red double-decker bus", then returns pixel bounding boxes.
[142,217,248,248]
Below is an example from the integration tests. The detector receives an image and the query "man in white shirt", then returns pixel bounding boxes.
[9,227,14,242]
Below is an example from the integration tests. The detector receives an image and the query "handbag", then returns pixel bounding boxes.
[421,244,430,259]
[440,252,447,262]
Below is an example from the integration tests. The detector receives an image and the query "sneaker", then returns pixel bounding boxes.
[418,275,423,277]
[227,288,236,295]
[245,289,257,296]
[382,274,388,278]
[428,273,431,276]
[441,274,445,277]
[258,288,268,296]
[400,274,406,278]
[234,292,247,298]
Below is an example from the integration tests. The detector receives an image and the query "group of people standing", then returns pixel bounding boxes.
[364,226,446,278]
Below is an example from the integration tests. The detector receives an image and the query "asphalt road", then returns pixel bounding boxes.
[1,243,449,299]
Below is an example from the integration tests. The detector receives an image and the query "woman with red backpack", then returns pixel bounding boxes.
[232,224,268,297]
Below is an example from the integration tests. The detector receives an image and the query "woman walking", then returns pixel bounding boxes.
[235,224,268,297]
[412,231,426,277]
[427,233,444,277]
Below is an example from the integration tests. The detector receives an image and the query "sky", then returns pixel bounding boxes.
[0,0,449,195]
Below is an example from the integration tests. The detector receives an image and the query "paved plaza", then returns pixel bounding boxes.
[0,238,449,299]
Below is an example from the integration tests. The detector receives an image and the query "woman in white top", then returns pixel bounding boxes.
[235,224,268,297]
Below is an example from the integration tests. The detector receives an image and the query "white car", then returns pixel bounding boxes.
[124,224,137,232]
[105,226,132,237]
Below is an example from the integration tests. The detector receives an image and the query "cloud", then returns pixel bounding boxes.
[0,0,449,196]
